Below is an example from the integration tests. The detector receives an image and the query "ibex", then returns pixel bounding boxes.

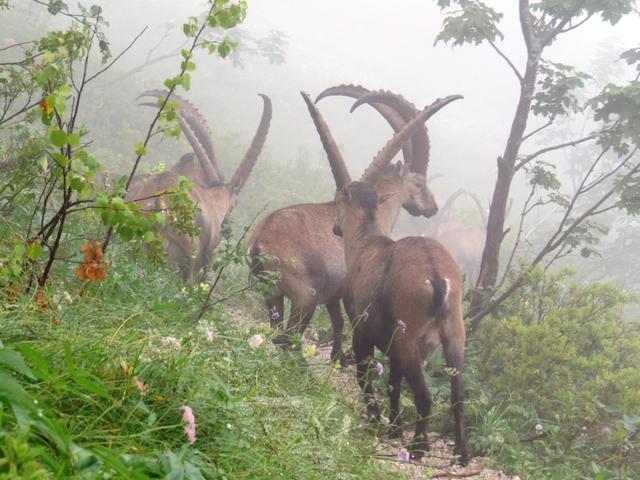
[328,96,470,462]
[415,188,487,280]
[248,85,440,363]
[130,90,272,281]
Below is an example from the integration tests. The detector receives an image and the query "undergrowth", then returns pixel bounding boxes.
[0,248,383,479]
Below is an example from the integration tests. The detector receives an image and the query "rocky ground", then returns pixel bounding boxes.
[310,343,519,480]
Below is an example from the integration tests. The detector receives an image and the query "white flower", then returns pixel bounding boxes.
[248,334,264,350]
[535,423,544,436]
[63,291,73,303]
[161,336,181,349]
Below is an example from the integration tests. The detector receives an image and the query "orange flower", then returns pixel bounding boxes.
[38,98,53,115]
[75,241,108,282]
[35,289,49,312]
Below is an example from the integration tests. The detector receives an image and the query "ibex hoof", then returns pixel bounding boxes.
[272,334,291,349]
[409,437,429,459]
[454,445,470,466]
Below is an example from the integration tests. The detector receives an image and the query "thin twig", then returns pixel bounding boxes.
[515,134,597,171]
[487,38,523,82]
[85,27,148,84]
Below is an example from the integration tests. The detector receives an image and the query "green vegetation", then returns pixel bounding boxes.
[0,249,382,479]
[466,268,640,478]
[1,1,639,478]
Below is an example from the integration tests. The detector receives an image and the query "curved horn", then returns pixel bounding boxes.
[352,90,434,178]
[138,89,225,182]
[440,188,467,221]
[361,95,463,183]
[467,191,488,228]
[301,91,351,190]
[139,100,218,184]
[228,94,272,194]
[315,84,413,167]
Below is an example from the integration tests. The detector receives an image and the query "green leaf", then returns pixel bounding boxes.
[26,242,43,261]
[434,0,504,47]
[134,142,147,156]
[0,348,37,380]
[50,128,67,148]
[67,133,80,148]
[51,152,68,167]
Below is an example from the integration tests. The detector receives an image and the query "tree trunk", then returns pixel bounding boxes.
[468,54,540,318]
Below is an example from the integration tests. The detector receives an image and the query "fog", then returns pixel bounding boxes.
[3,0,640,285]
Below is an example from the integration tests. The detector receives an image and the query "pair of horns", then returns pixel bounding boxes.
[302,88,462,190]
[138,91,272,194]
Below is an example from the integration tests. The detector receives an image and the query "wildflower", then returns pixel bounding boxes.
[74,241,108,282]
[271,310,280,322]
[134,377,148,395]
[397,448,410,462]
[397,319,406,334]
[374,361,384,376]
[162,336,181,349]
[146,327,154,336]
[182,405,197,445]
[63,291,73,303]
[534,423,544,436]
[599,425,612,438]
[248,334,264,350]
[205,328,214,343]
[303,345,317,359]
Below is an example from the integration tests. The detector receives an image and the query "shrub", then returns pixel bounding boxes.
[468,268,640,478]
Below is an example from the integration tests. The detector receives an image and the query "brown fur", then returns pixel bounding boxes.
[129,93,271,281]
[248,88,443,363]
[248,163,424,362]
[335,181,469,463]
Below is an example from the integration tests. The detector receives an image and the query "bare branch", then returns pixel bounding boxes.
[559,12,594,34]
[85,26,148,84]
[0,41,34,52]
[581,149,638,194]
[515,134,597,171]
[521,119,553,143]
[496,183,535,290]
[487,38,523,82]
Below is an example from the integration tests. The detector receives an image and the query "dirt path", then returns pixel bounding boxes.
[309,343,518,480]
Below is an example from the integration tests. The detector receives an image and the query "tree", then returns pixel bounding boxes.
[0,0,249,292]
[434,0,640,328]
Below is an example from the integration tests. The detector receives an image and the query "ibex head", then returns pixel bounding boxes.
[329,95,463,236]
[317,86,444,218]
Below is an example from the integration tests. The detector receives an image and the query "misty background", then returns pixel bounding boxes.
[3,0,639,288]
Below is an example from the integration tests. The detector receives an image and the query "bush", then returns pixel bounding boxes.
[468,268,640,478]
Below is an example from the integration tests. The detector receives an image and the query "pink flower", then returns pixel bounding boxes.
[374,361,384,376]
[398,448,410,462]
[397,319,406,333]
[205,328,214,343]
[134,377,148,395]
[182,405,197,445]
[248,334,264,350]
[271,309,280,322]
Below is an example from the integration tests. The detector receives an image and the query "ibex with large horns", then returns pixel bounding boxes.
[248,85,440,363]
[131,90,272,281]
[328,96,470,462]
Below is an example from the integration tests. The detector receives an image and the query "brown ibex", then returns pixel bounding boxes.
[248,85,439,363]
[328,97,469,462]
[130,90,272,281]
